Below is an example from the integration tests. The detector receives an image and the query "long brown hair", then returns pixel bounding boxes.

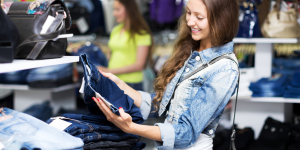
[116,0,154,65]
[153,0,239,110]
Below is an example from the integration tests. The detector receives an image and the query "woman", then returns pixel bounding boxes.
[94,0,239,149]
[98,0,153,91]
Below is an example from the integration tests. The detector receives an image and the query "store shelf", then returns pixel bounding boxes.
[0,83,81,92]
[232,96,300,103]
[0,56,79,74]
[233,38,300,43]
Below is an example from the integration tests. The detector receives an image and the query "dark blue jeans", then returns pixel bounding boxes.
[249,74,288,90]
[46,115,139,144]
[126,82,144,91]
[79,54,144,124]
[83,138,139,150]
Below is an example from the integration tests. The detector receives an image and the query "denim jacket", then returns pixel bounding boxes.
[139,41,239,150]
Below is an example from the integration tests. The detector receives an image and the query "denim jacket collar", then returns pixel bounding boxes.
[198,41,234,64]
[158,41,234,116]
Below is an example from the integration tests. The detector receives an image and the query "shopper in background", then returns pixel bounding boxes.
[94,0,239,149]
[97,0,153,91]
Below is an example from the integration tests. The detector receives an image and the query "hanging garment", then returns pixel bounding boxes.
[150,0,184,24]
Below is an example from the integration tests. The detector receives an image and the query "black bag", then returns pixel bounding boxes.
[6,0,72,60]
[0,2,20,63]
[249,117,292,150]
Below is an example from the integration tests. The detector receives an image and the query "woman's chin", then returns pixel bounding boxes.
[191,35,202,41]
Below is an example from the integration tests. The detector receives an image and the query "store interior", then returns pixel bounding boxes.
[1,0,300,149]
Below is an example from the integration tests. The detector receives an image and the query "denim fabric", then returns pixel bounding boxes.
[126,82,144,91]
[79,54,144,124]
[26,63,73,88]
[46,115,139,143]
[0,133,23,150]
[249,74,289,97]
[130,142,146,150]
[23,101,52,122]
[249,74,288,90]
[139,42,239,149]
[283,69,300,98]
[0,108,83,149]
[0,70,30,84]
[83,138,138,150]
[71,44,108,67]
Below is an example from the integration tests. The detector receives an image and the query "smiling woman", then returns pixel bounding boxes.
[94,0,240,149]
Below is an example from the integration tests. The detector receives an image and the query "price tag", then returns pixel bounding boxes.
[76,17,89,34]
[49,119,72,131]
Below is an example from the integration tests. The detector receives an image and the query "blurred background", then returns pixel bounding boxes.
[1,0,300,149]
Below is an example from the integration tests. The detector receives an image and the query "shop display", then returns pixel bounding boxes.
[236,0,262,38]
[47,114,140,143]
[26,63,74,88]
[4,0,72,60]
[150,0,184,24]
[0,70,31,85]
[0,107,84,149]
[71,43,108,67]
[0,2,19,63]
[249,74,289,97]
[261,0,300,38]
[283,68,300,98]
[79,54,144,124]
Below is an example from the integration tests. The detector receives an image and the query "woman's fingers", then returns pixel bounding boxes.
[92,97,110,117]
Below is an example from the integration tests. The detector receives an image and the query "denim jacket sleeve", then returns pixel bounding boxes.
[138,91,153,120]
[155,68,238,149]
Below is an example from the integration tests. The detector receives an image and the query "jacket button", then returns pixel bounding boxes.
[185,68,190,73]
[195,56,200,61]
[209,129,214,134]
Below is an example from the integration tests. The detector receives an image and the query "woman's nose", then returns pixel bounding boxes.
[187,16,196,27]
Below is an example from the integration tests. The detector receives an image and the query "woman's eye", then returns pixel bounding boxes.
[187,11,191,14]
[197,17,203,20]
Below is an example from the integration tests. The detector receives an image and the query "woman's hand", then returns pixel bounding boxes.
[98,69,126,90]
[92,97,134,133]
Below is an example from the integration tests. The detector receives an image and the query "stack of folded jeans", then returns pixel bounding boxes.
[272,58,300,76]
[47,54,145,149]
[249,74,289,97]
[283,68,300,98]
[27,63,74,88]
[0,108,84,149]
[0,63,74,88]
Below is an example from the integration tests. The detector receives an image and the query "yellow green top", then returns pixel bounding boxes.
[108,23,151,83]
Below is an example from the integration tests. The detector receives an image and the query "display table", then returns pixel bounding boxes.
[0,56,80,114]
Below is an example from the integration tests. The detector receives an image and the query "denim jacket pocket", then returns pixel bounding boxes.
[0,118,37,136]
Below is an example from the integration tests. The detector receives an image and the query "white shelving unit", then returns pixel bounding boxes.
[231,38,300,139]
[0,56,80,114]
[0,56,79,73]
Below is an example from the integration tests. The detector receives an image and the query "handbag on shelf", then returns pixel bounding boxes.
[261,0,300,38]
[3,0,72,60]
[236,0,262,38]
[0,0,20,63]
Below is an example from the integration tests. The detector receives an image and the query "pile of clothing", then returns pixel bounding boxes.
[283,68,300,98]
[249,74,288,97]
[47,54,146,150]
